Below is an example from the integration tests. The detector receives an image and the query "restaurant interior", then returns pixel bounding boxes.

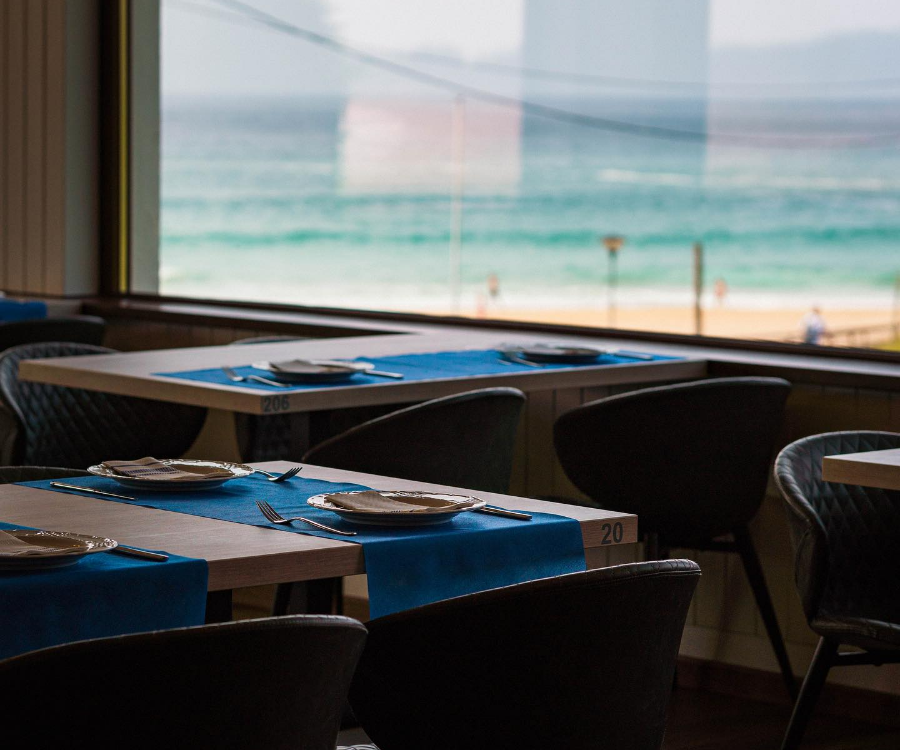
[0,1,898,748]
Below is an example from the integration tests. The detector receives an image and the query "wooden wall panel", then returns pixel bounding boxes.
[0,0,97,297]
[44,0,67,295]
[25,0,46,293]
[0,0,6,289]
[5,0,26,291]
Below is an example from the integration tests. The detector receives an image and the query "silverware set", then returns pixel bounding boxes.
[221,366,291,388]
[268,359,405,380]
[256,499,357,536]
[253,466,301,482]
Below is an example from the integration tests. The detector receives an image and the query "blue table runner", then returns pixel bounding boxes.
[24,475,586,618]
[155,348,679,391]
[0,299,47,323]
[0,521,207,660]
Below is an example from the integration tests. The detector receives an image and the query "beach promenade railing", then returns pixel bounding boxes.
[775,322,900,348]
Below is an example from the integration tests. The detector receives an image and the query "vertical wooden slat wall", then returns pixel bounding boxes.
[4,0,26,291]
[1,0,92,297]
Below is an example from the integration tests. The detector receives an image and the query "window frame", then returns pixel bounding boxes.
[103,0,900,367]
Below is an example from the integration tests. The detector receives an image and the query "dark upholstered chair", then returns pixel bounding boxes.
[275,387,527,616]
[347,561,700,750]
[0,466,89,483]
[553,377,796,697]
[0,315,105,351]
[230,336,307,462]
[0,615,366,749]
[774,431,900,750]
[304,387,526,493]
[0,343,206,468]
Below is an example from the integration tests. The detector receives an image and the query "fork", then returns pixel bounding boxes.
[221,366,292,389]
[253,466,301,482]
[500,352,543,368]
[256,500,357,536]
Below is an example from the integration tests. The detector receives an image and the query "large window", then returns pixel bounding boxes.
[151,0,900,349]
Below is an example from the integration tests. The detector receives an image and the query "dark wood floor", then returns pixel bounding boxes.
[337,687,900,749]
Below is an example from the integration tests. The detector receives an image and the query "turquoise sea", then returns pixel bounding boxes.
[160,95,900,312]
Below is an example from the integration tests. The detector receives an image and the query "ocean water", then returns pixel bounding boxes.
[160,95,900,312]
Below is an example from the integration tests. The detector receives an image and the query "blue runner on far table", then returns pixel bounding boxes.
[0,521,207,660]
[23,475,587,618]
[155,348,680,391]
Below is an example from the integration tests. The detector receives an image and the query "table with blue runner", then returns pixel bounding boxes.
[0,299,47,323]
[155,348,680,391]
[0,521,208,660]
[23,474,586,618]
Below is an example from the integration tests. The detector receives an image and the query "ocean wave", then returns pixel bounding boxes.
[162,223,900,249]
[596,168,900,192]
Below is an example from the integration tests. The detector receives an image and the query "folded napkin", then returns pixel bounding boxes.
[325,491,464,513]
[0,530,68,556]
[101,457,234,481]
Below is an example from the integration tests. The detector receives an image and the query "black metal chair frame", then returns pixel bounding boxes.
[274,387,527,617]
[348,560,701,750]
[553,376,797,699]
[774,431,900,750]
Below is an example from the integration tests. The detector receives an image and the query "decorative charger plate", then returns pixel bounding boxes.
[252,359,373,384]
[307,491,486,527]
[0,529,117,571]
[87,459,254,492]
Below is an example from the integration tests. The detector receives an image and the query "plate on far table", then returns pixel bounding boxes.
[88,459,254,492]
[307,491,486,527]
[252,359,373,384]
[0,529,117,571]
[512,344,604,364]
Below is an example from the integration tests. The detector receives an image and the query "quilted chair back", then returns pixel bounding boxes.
[0,316,105,351]
[350,560,700,750]
[0,343,207,469]
[554,377,791,545]
[774,431,900,626]
[304,387,526,494]
[0,615,367,749]
[0,466,90,483]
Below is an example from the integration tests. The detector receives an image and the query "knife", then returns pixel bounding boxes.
[110,545,169,562]
[476,505,533,520]
[50,482,136,501]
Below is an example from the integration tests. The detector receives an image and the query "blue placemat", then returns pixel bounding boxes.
[155,348,679,391]
[0,521,208,660]
[23,475,586,618]
[0,299,47,322]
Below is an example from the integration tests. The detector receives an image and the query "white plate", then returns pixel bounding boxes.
[252,359,373,384]
[307,491,486,527]
[517,344,604,363]
[0,529,117,570]
[87,459,254,492]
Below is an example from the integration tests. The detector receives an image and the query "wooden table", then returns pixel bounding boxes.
[822,448,900,491]
[17,330,705,414]
[0,461,637,593]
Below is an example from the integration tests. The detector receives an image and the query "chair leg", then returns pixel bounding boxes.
[781,638,837,750]
[272,582,294,616]
[733,525,797,700]
[272,579,343,616]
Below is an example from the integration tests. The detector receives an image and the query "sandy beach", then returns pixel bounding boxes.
[447,306,899,346]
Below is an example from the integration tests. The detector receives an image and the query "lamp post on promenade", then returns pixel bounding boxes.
[601,235,625,327]
[693,241,704,335]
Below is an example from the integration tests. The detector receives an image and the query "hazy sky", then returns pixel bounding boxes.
[162,0,900,95]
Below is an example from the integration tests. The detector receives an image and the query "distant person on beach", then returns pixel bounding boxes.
[487,273,500,301]
[714,277,728,307]
[802,307,827,345]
